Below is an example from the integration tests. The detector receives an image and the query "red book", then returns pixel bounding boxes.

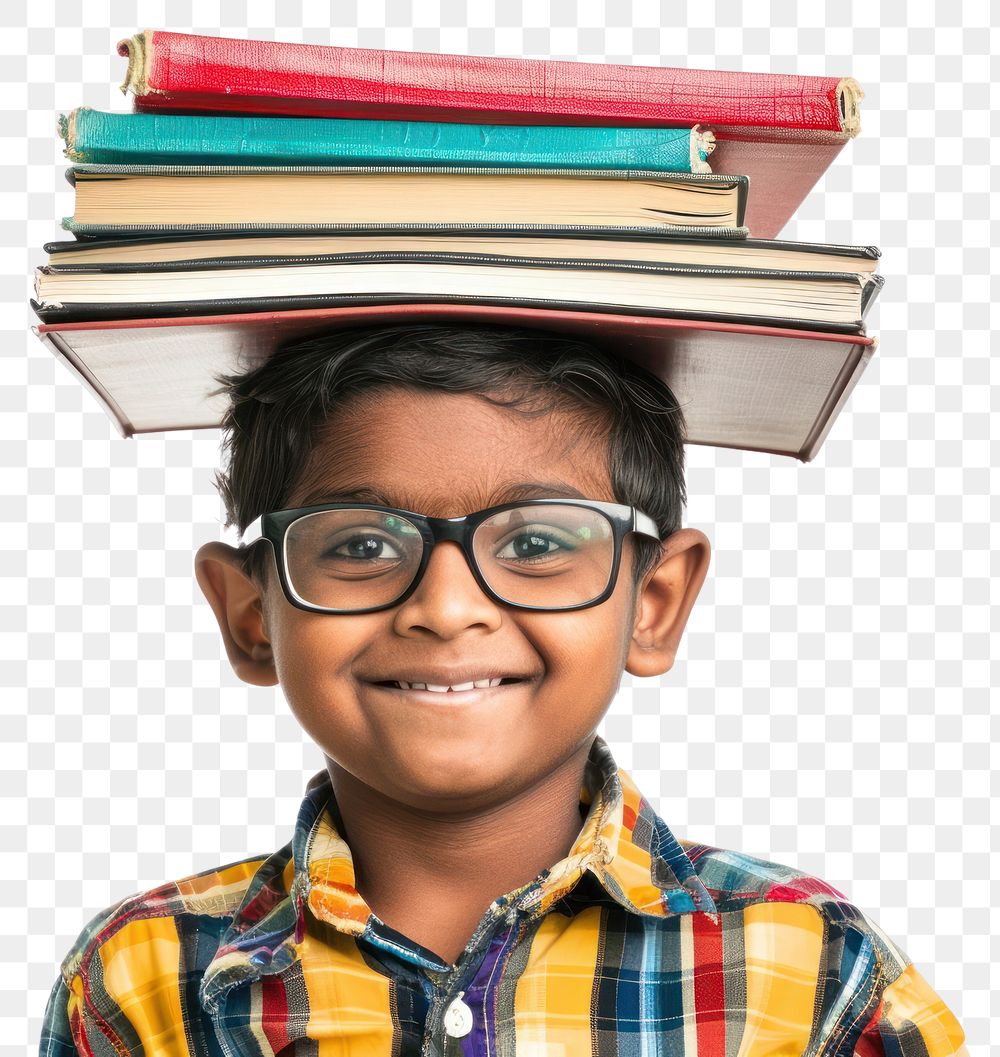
[31,302,875,462]
[117,30,864,239]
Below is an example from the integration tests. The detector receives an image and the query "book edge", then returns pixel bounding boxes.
[30,323,133,438]
[799,336,877,462]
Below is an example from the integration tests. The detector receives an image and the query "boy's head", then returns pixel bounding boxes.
[194,322,710,812]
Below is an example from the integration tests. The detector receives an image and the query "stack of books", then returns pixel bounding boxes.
[30,29,882,462]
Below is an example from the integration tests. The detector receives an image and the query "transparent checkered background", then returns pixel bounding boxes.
[5,1,995,1050]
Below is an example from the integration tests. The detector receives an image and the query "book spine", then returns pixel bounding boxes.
[59,106,714,173]
[117,29,860,134]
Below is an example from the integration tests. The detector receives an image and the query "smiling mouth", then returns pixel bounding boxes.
[370,677,527,695]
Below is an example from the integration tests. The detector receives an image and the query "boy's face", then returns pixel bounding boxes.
[195,387,710,815]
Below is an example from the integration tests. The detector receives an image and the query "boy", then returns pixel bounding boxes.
[40,322,967,1056]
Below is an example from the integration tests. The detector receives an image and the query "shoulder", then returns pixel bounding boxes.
[48,853,268,1045]
[673,841,967,1052]
[59,852,267,976]
[683,838,865,913]
[679,839,912,976]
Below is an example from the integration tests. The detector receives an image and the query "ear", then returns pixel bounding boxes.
[193,540,278,687]
[625,527,711,679]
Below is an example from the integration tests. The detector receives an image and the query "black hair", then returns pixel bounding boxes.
[207,322,688,599]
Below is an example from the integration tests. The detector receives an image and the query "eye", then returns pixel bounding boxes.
[495,529,575,563]
[323,533,404,562]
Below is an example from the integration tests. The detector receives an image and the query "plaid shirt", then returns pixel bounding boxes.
[40,735,966,1056]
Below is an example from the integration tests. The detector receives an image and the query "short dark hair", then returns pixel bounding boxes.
[208,322,688,598]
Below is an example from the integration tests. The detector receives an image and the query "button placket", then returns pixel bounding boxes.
[421,903,510,1056]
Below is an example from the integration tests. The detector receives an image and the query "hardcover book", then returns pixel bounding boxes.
[60,164,748,236]
[31,302,876,462]
[28,33,881,467]
[116,29,864,238]
[42,230,879,274]
[58,106,716,173]
[32,253,884,333]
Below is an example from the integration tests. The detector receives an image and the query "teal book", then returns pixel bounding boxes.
[58,107,715,173]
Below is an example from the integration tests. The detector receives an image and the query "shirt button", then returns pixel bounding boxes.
[443,991,473,1038]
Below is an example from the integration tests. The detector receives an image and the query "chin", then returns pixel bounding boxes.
[377,739,521,804]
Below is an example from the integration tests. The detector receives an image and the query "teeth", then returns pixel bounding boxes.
[395,678,505,691]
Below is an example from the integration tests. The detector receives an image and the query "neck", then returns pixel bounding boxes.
[324,739,595,963]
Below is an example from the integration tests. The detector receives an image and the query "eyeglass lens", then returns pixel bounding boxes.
[282,504,616,610]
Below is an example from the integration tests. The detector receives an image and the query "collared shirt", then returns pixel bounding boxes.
[40,735,967,1056]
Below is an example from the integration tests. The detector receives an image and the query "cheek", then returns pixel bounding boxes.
[267,614,375,713]
[534,607,633,702]
[579,575,634,648]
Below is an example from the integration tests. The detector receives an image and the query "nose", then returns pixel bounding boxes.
[393,538,503,631]
[415,537,483,594]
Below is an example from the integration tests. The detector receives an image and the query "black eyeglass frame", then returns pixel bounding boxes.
[238,498,663,614]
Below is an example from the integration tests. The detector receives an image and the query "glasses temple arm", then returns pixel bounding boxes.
[632,509,662,541]
[239,515,264,548]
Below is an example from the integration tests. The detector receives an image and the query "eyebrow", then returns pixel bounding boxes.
[298,480,589,507]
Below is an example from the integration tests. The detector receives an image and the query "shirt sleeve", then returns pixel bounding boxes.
[38,974,80,1057]
[852,911,968,1057]
[38,897,134,1057]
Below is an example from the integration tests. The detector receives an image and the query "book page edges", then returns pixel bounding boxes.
[68,171,745,229]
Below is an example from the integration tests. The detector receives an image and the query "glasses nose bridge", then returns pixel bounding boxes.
[423,512,477,562]
[418,511,482,579]
[426,513,472,539]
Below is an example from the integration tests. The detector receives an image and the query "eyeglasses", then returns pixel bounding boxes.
[238,498,662,614]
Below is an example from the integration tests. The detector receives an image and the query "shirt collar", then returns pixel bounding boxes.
[199,733,716,1014]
